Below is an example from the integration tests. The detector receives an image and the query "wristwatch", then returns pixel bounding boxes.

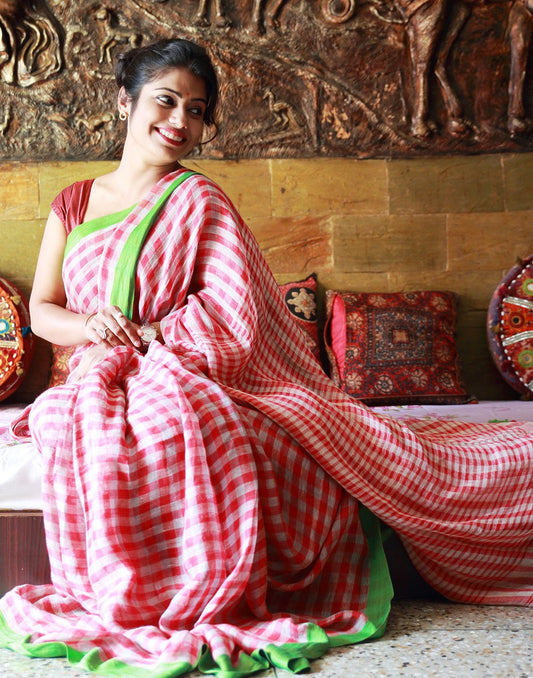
[140,324,157,346]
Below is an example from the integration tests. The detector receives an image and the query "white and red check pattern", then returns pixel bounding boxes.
[1,170,531,672]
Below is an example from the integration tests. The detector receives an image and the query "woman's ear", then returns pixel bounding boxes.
[117,87,132,119]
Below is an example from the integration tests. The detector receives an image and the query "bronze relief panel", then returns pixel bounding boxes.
[0,0,531,159]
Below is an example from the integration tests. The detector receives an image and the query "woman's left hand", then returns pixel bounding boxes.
[85,305,142,349]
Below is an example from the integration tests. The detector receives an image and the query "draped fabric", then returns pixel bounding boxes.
[0,169,531,676]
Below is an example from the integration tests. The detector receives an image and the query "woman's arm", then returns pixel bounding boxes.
[30,210,90,346]
[30,210,142,349]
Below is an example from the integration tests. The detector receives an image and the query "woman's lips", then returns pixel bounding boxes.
[156,127,186,146]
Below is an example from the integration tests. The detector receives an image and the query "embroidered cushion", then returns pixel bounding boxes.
[487,254,533,397]
[278,274,321,363]
[0,278,34,401]
[324,289,468,405]
[48,344,75,388]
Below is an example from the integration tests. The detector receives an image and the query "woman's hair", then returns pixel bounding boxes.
[115,38,219,129]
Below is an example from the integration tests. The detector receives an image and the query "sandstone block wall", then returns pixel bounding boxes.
[2,154,532,400]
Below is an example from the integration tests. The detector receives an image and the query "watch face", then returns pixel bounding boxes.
[140,325,157,344]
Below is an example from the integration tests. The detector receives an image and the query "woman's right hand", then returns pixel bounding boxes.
[84,306,142,349]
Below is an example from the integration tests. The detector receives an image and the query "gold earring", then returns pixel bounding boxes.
[119,111,128,121]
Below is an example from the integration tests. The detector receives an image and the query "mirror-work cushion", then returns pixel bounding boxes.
[325,289,468,405]
[0,278,34,401]
[487,254,533,397]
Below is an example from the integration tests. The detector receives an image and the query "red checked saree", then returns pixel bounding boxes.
[0,169,531,677]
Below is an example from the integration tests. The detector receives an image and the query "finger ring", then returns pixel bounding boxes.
[98,328,108,340]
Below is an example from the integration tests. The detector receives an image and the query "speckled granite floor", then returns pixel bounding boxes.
[0,600,531,677]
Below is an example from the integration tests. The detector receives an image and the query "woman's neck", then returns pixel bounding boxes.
[113,151,182,202]
[85,159,182,222]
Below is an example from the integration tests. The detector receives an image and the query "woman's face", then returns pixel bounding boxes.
[121,66,207,165]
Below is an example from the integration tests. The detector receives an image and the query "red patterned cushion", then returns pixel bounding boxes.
[278,274,321,363]
[49,344,76,388]
[325,289,468,405]
[487,254,533,397]
[0,278,34,401]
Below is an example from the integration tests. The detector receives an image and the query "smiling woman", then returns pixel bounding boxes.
[0,36,531,678]
[118,67,208,163]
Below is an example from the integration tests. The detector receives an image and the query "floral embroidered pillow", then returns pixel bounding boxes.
[278,274,321,363]
[324,289,468,405]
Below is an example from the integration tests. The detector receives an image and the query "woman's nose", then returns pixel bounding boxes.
[169,106,187,127]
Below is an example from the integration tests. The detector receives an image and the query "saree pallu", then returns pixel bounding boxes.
[0,169,532,677]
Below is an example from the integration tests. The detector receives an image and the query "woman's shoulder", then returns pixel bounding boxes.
[53,179,95,205]
[175,168,236,207]
[51,179,95,233]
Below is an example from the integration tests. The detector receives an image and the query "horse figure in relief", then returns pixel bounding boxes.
[189,0,531,136]
[194,0,288,30]
[195,0,229,27]
[368,0,532,137]
[507,0,533,135]
[251,0,288,32]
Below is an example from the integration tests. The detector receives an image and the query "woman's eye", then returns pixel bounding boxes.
[189,107,204,118]
[156,95,174,106]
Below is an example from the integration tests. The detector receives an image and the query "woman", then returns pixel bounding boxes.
[0,38,531,677]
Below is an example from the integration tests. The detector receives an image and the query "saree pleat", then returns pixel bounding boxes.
[1,169,531,676]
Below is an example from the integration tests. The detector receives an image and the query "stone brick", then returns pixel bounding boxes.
[270,158,388,218]
[389,155,504,215]
[39,161,118,218]
[39,160,272,221]
[447,211,533,272]
[389,270,502,311]
[185,159,271,221]
[1,153,531,402]
[333,214,447,274]
[502,153,533,211]
[0,220,44,282]
[249,215,331,275]
[316,271,390,294]
[0,163,39,220]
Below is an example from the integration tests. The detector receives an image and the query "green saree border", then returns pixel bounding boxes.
[0,504,392,677]
[1,166,394,675]
[110,171,197,319]
[327,504,393,647]
[0,611,195,677]
[64,206,135,261]
[63,170,197,320]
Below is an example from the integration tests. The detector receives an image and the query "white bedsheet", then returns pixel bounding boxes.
[0,404,42,510]
[2,400,533,511]
[372,399,533,423]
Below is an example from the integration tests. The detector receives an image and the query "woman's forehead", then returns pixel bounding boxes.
[146,67,206,92]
